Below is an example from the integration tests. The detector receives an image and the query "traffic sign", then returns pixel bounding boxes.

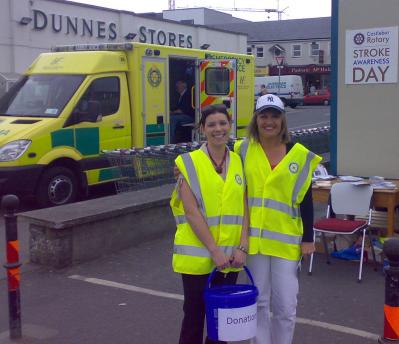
[276,56,284,66]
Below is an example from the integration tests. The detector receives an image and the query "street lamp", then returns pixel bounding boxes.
[19,17,32,25]
[124,33,137,41]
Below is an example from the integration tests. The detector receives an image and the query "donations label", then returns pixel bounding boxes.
[345,26,398,84]
[217,303,257,341]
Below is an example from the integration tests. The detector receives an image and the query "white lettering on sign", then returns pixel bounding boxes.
[217,303,257,341]
[345,26,398,84]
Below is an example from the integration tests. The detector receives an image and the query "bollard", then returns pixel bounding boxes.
[2,194,22,340]
[379,238,399,343]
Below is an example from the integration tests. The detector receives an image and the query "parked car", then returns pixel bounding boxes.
[304,89,330,105]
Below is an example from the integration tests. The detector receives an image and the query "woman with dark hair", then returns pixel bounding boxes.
[235,94,321,344]
[170,104,249,344]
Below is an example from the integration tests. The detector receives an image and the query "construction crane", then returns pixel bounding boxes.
[210,7,287,20]
[176,5,288,20]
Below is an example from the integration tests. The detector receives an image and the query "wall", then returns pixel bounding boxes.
[0,0,247,75]
[335,0,399,178]
[163,8,248,26]
[0,0,13,73]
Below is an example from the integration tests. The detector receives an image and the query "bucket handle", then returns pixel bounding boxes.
[206,266,255,290]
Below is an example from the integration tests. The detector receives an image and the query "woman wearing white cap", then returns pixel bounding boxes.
[234,94,321,344]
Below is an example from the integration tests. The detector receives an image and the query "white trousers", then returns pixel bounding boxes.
[247,254,299,344]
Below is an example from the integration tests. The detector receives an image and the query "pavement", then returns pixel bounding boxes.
[0,200,387,344]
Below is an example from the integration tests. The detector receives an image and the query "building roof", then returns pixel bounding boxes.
[211,17,331,42]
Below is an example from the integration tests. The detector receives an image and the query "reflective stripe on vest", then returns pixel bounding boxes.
[181,153,206,215]
[174,215,243,226]
[292,150,317,203]
[249,227,302,245]
[248,197,300,218]
[239,139,249,163]
[174,244,236,257]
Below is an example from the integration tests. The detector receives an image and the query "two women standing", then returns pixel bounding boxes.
[171,95,321,344]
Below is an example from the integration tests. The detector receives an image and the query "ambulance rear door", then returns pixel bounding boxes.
[196,59,237,139]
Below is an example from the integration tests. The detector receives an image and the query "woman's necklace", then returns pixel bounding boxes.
[206,144,228,174]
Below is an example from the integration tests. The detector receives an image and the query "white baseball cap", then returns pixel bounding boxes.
[255,94,285,113]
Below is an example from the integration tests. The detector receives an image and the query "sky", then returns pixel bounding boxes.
[68,0,331,22]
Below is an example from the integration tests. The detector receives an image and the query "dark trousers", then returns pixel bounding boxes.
[179,271,239,344]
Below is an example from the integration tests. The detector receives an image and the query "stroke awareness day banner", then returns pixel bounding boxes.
[345,26,398,84]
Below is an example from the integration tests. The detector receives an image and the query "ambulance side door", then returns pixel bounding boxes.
[141,57,167,146]
[65,72,131,153]
[196,59,237,138]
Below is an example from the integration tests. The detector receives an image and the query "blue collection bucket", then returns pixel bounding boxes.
[204,266,259,342]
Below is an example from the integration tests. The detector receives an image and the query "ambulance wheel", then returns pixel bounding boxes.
[36,166,78,207]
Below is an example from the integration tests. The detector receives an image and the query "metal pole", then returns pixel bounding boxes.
[278,65,281,96]
[2,194,22,340]
[379,237,399,343]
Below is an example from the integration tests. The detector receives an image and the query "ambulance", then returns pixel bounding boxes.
[0,42,254,207]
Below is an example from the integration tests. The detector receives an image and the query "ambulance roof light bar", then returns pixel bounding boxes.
[51,43,133,52]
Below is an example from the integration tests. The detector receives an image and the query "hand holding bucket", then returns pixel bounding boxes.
[205,266,259,342]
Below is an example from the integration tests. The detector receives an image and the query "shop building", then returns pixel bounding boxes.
[0,0,247,95]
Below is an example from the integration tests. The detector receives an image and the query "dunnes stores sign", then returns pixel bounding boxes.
[30,9,117,39]
[22,10,193,48]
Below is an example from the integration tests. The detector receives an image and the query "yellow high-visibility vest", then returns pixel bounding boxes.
[235,140,321,261]
[170,149,245,274]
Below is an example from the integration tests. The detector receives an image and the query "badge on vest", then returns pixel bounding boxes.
[235,174,243,185]
[289,162,299,174]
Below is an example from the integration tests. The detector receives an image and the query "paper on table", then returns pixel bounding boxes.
[372,182,397,190]
[339,176,364,182]
[313,175,335,181]
[351,180,370,186]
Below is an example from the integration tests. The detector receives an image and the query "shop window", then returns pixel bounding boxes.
[292,44,301,57]
[256,47,264,58]
[205,68,230,95]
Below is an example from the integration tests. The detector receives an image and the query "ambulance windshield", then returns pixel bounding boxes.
[0,74,84,117]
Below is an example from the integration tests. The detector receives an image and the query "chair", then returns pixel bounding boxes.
[309,183,377,282]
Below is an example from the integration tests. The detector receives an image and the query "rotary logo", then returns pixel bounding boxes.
[353,33,365,45]
[288,162,299,174]
[147,67,162,87]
